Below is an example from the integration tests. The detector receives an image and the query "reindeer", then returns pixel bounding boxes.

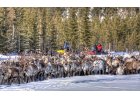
[123,56,140,74]
[1,66,23,85]
[74,60,83,76]
[82,59,93,75]
[110,57,124,75]
[63,62,71,77]
[131,60,140,74]
[92,57,106,75]
[106,56,113,74]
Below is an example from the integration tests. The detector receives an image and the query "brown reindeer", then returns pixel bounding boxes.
[111,57,124,74]
[22,61,39,83]
[1,66,23,85]
[106,56,113,74]
[123,59,140,74]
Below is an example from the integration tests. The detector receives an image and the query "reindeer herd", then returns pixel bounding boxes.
[0,52,140,85]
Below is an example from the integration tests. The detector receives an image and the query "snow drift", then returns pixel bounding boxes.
[0,74,140,91]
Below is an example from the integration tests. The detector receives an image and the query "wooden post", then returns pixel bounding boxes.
[109,43,111,53]
[126,48,128,53]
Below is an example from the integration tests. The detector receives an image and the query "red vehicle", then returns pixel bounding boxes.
[87,51,96,55]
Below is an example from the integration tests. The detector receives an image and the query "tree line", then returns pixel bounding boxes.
[0,7,140,53]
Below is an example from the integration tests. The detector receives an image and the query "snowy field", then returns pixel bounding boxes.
[0,74,140,91]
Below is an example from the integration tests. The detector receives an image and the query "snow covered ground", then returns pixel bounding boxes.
[0,74,140,91]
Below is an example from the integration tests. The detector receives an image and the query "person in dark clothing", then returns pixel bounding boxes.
[92,44,97,54]
[64,41,70,52]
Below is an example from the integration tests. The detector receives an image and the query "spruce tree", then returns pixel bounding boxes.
[0,8,10,53]
[67,8,78,50]
[30,10,40,52]
[78,7,91,48]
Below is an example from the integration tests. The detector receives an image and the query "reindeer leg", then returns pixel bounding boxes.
[18,76,20,84]
[20,75,24,84]
[38,73,41,81]
[138,69,140,74]
[30,75,33,82]
[40,73,43,81]
[99,70,101,74]
[63,72,66,78]
[43,72,45,80]
[31,75,34,82]
[30,76,32,82]
[135,69,137,74]
[101,70,104,74]
[34,74,37,81]
[73,71,75,76]
[45,72,47,79]
[41,72,44,81]
[26,76,28,83]
[84,71,86,76]
[62,72,65,78]
[24,75,27,83]
[1,76,4,85]
[59,72,61,78]
[42,72,45,80]
[28,76,30,83]
[8,77,12,85]
[88,70,90,75]
[17,73,21,84]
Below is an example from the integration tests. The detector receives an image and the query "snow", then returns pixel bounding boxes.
[0,54,19,61]
[110,51,139,56]
[0,74,140,91]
